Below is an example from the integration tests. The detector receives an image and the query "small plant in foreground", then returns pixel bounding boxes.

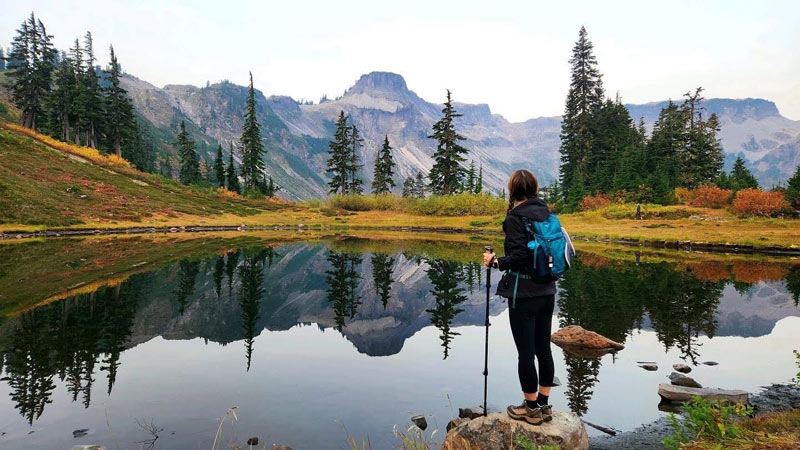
[662,396,752,450]
[393,424,438,450]
[794,349,800,386]
[515,434,559,449]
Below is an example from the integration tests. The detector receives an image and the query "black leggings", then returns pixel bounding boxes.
[508,294,555,394]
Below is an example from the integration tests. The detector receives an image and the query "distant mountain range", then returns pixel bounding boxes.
[121,71,800,200]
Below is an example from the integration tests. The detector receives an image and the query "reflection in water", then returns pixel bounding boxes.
[1,277,143,423]
[426,259,468,359]
[1,238,799,429]
[325,251,364,331]
[371,253,395,309]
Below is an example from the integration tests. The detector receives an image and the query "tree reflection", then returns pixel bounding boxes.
[213,255,225,298]
[325,250,363,331]
[562,353,601,417]
[371,253,395,309]
[426,259,468,359]
[174,260,200,315]
[786,266,800,308]
[238,248,270,371]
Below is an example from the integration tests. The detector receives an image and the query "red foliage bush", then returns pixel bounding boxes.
[732,188,790,217]
[580,194,612,211]
[688,185,732,208]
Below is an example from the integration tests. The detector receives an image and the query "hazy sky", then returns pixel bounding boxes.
[3,0,799,121]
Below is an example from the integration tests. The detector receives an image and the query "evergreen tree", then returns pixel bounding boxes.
[371,135,396,194]
[239,72,266,192]
[326,111,351,194]
[161,156,174,179]
[80,31,103,149]
[414,171,427,198]
[103,45,138,158]
[213,144,225,187]
[7,13,57,130]
[559,26,604,203]
[175,121,200,184]
[347,124,364,194]
[402,176,415,198]
[46,48,78,142]
[678,88,723,187]
[474,164,483,194]
[426,259,468,359]
[0,46,5,71]
[728,157,759,191]
[226,145,241,193]
[784,164,800,208]
[428,90,468,195]
[646,100,684,196]
[465,160,476,193]
[67,39,85,145]
[371,253,395,309]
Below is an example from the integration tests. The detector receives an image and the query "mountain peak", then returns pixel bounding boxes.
[348,72,409,95]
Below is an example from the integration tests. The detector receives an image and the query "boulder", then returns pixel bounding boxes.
[673,363,692,373]
[444,411,588,450]
[458,405,497,419]
[640,364,658,371]
[658,384,748,404]
[447,417,470,432]
[703,361,719,366]
[551,326,624,357]
[669,372,702,388]
[70,446,106,450]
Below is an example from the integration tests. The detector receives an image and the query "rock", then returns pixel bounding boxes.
[552,376,562,387]
[247,437,259,445]
[658,383,748,404]
[458,405,495,419]
[70,446,106,450]
[551,325,624,357]
[447,417,469,432]
[444,411,588,450]
[411,415,427,430]
[673,363,692,373]
[72,429,89,438]
[703,361,719,366]
[669,372,702,388]
[640,364,658,371]
[272,446,292,450]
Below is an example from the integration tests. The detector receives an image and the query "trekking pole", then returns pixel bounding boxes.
[483,245,493,417]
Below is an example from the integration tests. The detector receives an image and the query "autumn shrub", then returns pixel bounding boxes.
[689,185,733,208]
[674,187,695,205]
[579,193,612,211]
[732,188,791,217]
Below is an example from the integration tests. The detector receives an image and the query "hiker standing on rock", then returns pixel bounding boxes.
[484,169,574,426]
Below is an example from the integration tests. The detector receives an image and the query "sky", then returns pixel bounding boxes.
[2,0,799,122]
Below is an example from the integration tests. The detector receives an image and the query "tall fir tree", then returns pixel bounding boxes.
[7,13,57,130]
[428,90,468,195]
[465,160,476,193]
[226,144,241,193]
[559,26,604,203]
[326,110,351,194]
[102,45,138,158]
[0,46,5,71]
[414,171,427,198]
[402,176,415,198]
[728,156,759,191]
[80,31,103,149]
[370,135,396,194]
[213,144,226,187]
[348,124,364,194]
[785,164,800,208]
[239,72,266,192]
[175,121,200,184]
[474,164,483,194]
[161,156,174,179]
[46,47,78,142]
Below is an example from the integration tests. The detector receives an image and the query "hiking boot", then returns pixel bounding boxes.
[540,404,553,422]
[506,401,544,425]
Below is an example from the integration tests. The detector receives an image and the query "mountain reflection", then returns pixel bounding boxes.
[0,239,798,424]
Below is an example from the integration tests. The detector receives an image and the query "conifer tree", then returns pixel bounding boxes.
[414,171,427,198]
[347,124,364,194]
[402,176,415,198]
[371,135,396,194]
[46,48,78,142]
[103,45,138,158]
[7,13,57,130]
[162,156,174,179]
[559,26,604,203]
[785,164,800,208]
[428,90,468,195]
[474,164,483,194]
[728,156,759,191]
[80,31,103,149]
[0,46,5,71]
[213,144,226,187]
[239,72,266,192]
[465,160,476,193]
[175,121,200,184]
[226,145,241,193]
[326,111,351,194]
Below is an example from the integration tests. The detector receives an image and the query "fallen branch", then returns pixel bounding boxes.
[582,420,618,436]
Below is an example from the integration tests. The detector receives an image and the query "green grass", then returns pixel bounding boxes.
[320,192,507,216]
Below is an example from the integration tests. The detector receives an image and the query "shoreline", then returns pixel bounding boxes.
[3,223,800,256]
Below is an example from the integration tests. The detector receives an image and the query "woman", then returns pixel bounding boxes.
[483,169,555,425]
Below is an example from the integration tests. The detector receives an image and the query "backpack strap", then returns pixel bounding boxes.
[507,270,531,308]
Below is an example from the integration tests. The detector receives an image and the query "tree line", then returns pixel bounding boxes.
[326,89,485,197]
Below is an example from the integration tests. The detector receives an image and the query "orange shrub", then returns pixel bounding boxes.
[689,185,732,208]
[732,188,790,217]
[580,194,612,211]
[674,187,695,205]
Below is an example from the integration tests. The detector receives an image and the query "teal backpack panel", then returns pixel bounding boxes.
[522,215,570,280]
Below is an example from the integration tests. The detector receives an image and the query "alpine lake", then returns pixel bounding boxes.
[0,231,798,449]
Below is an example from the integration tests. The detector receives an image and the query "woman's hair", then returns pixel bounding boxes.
[507,169,539,214]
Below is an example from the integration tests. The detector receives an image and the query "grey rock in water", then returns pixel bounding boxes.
[246,437,259,445]
[70,446,106,450]
[640,364,658,371]
[458,405,496,419]
[272,446,292,450]
[444,410,588,450]
[669,372,702,388]
[72,429,89,438]
[673,363,692,373]
[658,383,748,404]
[703,361,719,366]
[411,415,427,430]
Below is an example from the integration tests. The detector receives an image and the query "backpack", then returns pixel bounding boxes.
[520,214,575,281]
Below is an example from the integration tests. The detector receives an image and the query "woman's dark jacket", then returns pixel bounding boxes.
[495,198,557,298]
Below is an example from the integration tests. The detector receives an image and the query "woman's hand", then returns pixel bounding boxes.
[483,251,496,268]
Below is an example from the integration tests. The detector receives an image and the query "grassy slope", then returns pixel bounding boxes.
[0,124,798,247]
